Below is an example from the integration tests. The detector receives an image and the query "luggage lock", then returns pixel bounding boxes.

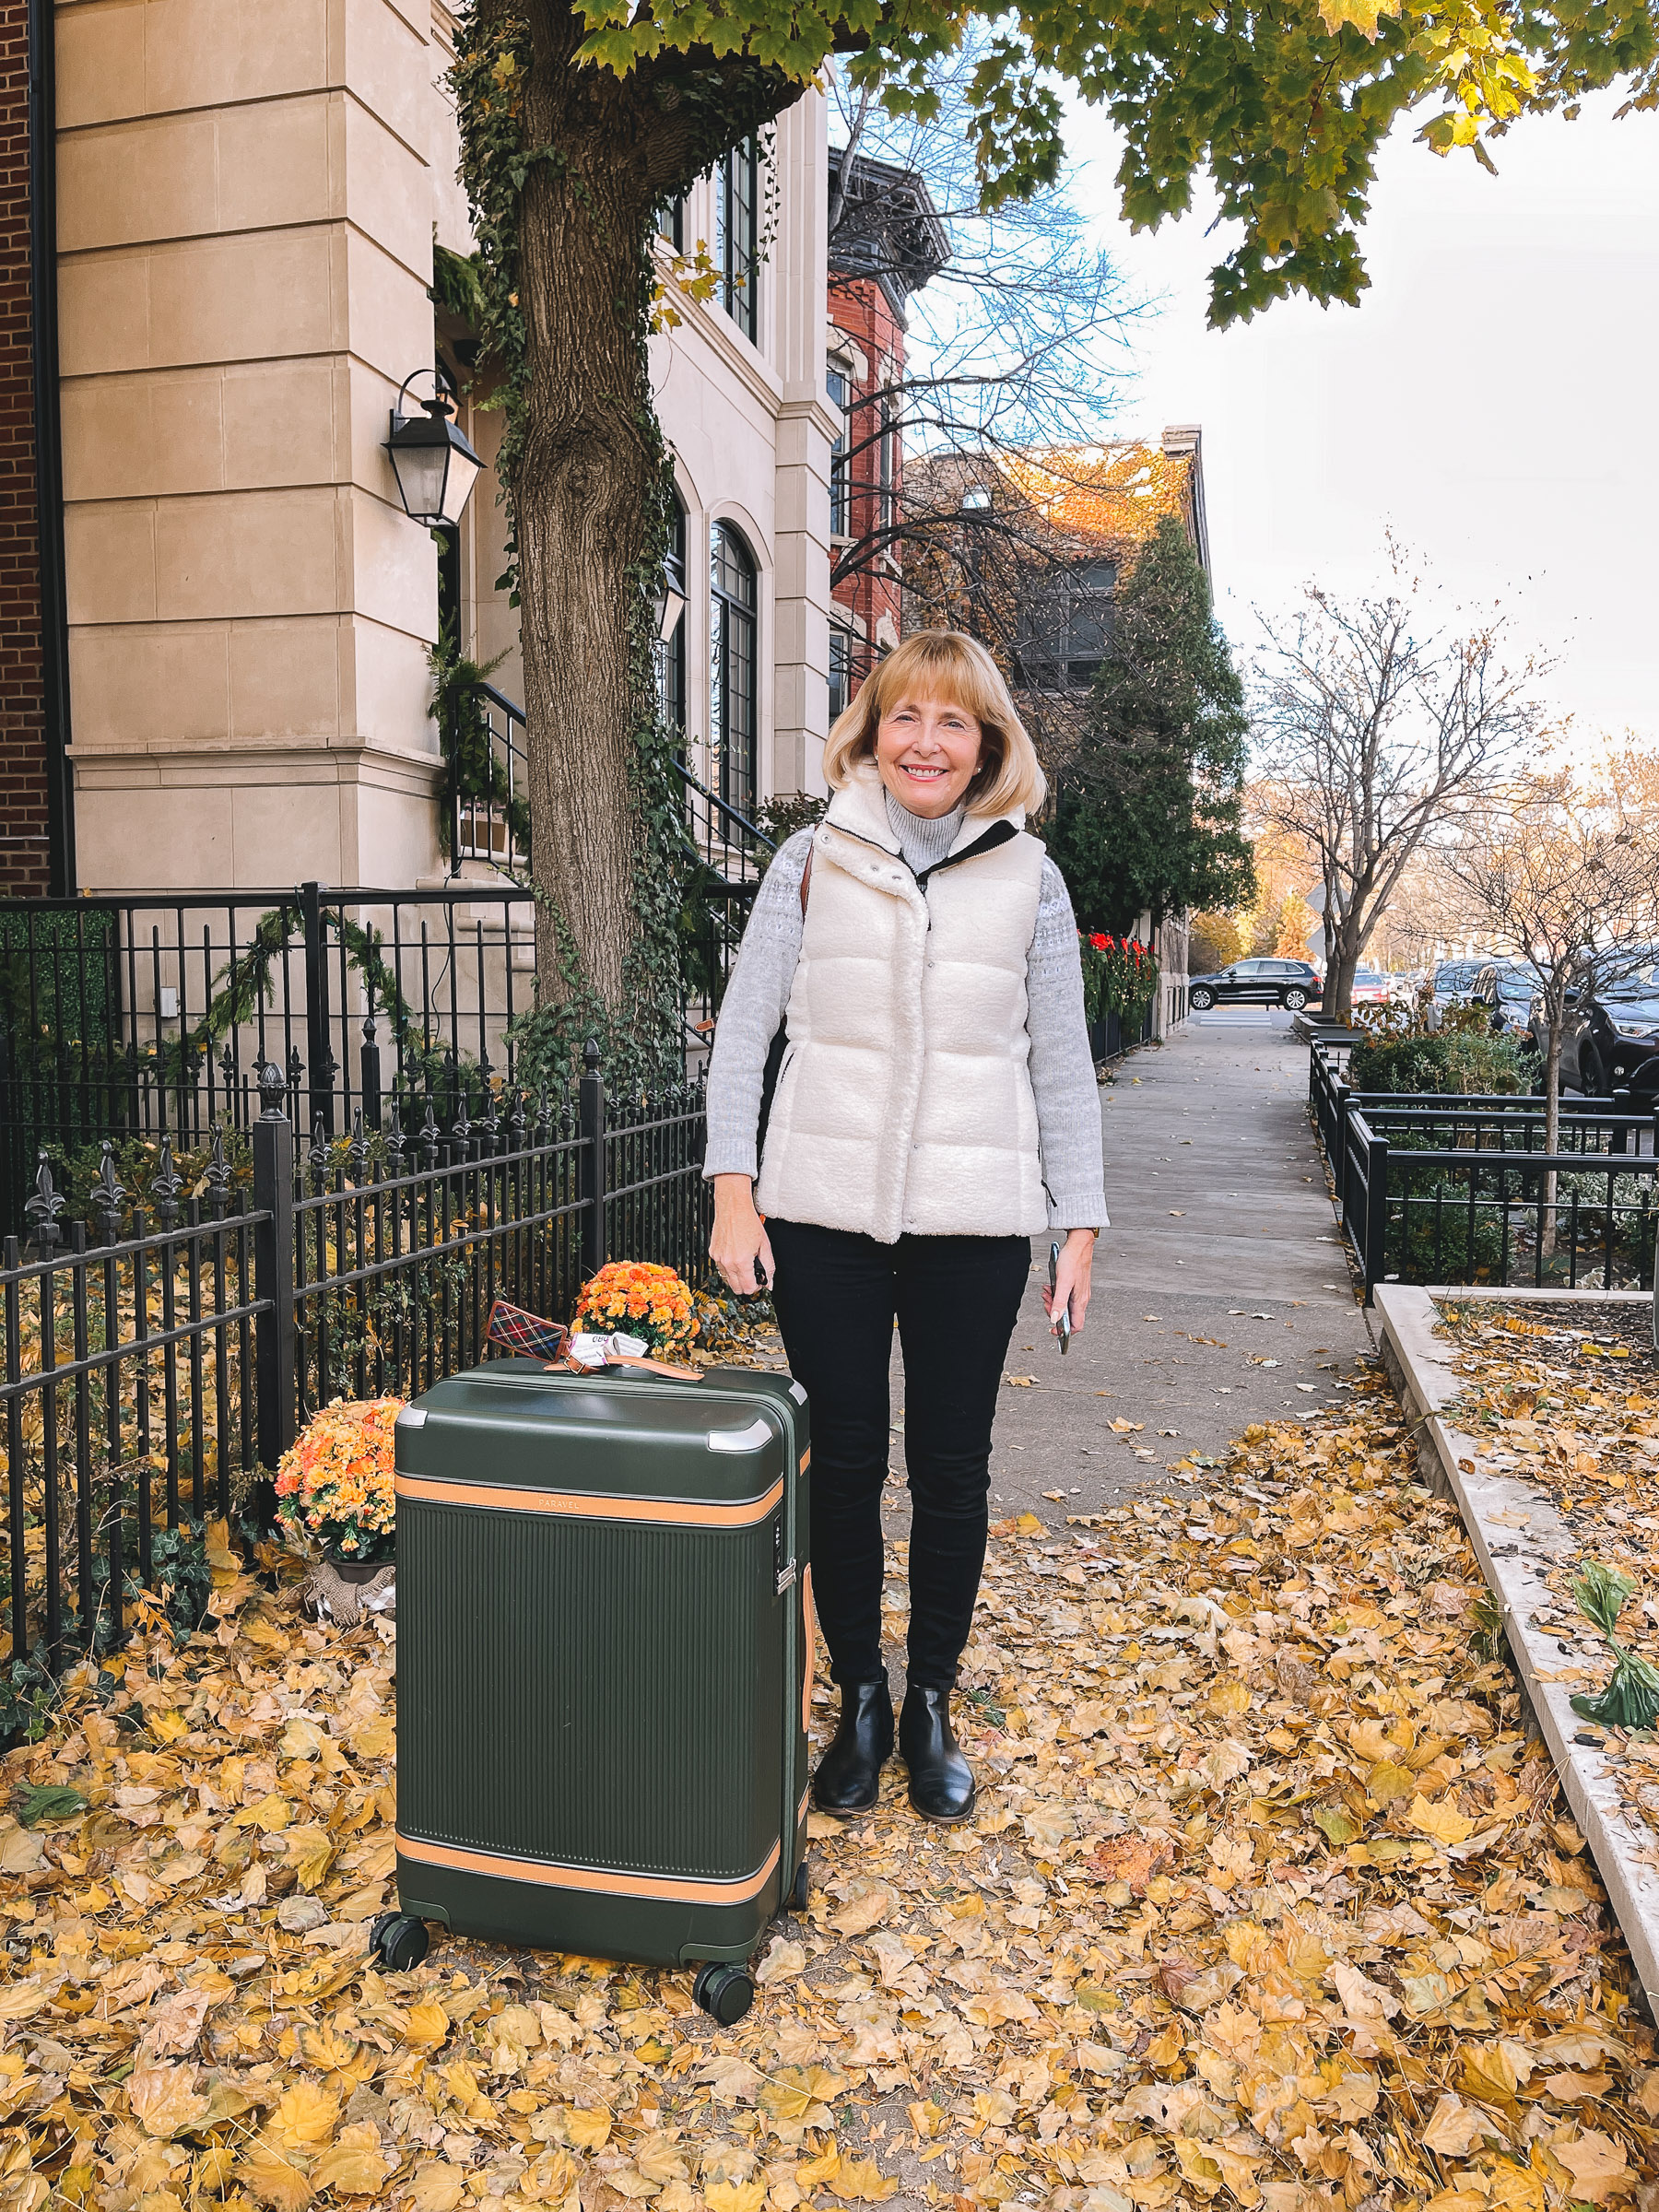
[773,1517,796,1595]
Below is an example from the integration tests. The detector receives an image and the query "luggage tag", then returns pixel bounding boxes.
[553,1330,704,1383]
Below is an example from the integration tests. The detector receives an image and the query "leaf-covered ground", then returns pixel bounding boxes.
[2,1364,1656,2212]
[1434,1297,1659,1844]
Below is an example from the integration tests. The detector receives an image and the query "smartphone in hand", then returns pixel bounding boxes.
[1049,1240,1071,1354]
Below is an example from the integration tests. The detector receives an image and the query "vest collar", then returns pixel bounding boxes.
[825,761,1026,862]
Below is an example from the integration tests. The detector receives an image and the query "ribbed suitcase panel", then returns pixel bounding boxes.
[398,1501,782,1881]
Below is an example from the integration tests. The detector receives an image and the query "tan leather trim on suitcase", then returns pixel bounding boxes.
[801,1564,818,1735]
[396,1830,782,1904]
[395,1473,785,1528]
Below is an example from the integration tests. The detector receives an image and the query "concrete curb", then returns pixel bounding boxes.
[1372,1281,1659,2016]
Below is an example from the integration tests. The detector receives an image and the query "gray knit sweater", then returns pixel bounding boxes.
[703,794,1109,1231]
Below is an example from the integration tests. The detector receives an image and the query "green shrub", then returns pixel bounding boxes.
[1347,1030,1526,1097]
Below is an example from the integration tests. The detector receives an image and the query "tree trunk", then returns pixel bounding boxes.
[515,6,666,1021]
[1328,922,1362,1025]
[1542,1010,1563,1255]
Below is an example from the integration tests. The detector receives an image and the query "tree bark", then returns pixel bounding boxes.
[490,7,797,1056]
[516,6,664,1015]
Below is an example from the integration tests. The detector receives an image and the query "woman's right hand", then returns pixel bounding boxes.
[711,1174,776,1296]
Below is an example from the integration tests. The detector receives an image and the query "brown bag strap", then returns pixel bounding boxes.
[799,843,813,916]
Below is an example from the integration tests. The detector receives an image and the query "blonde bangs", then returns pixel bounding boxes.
[823,631,1048,817]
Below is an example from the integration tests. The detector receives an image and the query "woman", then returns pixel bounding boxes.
[705,631,1106,1823]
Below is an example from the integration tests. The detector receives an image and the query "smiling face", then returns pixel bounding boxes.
[873,692,985,819]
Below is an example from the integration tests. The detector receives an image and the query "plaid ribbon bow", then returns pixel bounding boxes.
[484,1299,570,1362]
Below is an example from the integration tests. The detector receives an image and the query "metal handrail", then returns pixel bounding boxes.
[475,681,525,725]
[672,758,777,859]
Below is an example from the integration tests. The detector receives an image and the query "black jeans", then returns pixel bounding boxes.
[768,1218,1030,1690]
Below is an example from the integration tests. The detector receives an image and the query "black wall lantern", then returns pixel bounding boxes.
[385,367,483,529]
[654,568,688,643]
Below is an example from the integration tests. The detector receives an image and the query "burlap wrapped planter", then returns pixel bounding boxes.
[301,1553,396,1627]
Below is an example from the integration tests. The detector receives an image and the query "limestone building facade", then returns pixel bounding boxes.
[8,0,839,893]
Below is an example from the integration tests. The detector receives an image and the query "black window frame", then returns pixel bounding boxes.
[1015,559,1119,692]
[657,491,687,743]
[711,519,759,816]
[716,136,759,343]
[827,361,851,538]
[828,626,852,724]
[656,196,684,252]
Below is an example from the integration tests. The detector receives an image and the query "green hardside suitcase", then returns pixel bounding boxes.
[382,1356,812,2018]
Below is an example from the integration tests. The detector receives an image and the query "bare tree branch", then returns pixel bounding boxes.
[1251,545,1552,1020]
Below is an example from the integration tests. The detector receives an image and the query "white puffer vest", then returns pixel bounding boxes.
[755,765,1048,1242]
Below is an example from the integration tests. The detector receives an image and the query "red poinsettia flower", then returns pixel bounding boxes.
[1089,933,1109,950]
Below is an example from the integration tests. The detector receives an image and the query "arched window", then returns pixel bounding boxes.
[657,492,687,743]
[710,522,758,815]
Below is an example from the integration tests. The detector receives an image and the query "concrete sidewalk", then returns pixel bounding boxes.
[884,1007,1375,1525]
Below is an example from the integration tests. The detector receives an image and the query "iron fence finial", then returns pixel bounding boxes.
[92,1140,126,1246]
[257,1058,288,1120]
[25,1150,64,1253]
[206,1125,230,1219]
[152,1133,182,1230]
[348,1108,368,1181]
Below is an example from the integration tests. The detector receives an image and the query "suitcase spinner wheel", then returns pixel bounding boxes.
[693,1961,756,2025]
[369,1911,430,1971]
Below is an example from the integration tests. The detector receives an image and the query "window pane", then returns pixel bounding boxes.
[719,138,758,341]
[657,496,686,737]
[827,365,849,536]
[712,522,759,815]
[829,629,850,724]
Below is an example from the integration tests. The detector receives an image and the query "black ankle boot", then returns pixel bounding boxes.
[811,1678,894,1816]
[900,1686,976,1824]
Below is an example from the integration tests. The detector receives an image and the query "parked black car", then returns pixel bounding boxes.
[1525,957,1659,1095]
[1188,958,1324,1013]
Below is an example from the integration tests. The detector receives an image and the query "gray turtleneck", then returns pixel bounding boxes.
[703,791,1108,1230]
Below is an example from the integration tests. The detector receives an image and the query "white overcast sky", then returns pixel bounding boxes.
[1058,90,1659,746]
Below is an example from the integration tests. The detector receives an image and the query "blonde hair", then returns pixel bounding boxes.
[823,631,1048,817]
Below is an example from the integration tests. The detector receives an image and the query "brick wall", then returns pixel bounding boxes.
[0,0,49,898]
[829,273,907,688]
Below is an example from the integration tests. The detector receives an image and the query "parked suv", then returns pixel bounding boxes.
[1466,960,1536,1033]
[1187,958,1324,1013]
[1525,954,1659,1094]
[1431,957,1489,1006]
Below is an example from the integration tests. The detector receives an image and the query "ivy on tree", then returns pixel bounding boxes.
[451,0,1654,1073]
[1048,518,1255,935]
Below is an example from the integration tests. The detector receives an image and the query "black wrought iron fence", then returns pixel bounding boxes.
[1326,1091,1659,1299]
[1,1153,268,1673]
[1,1051,711,1688]
[0,881,543,1231]
[1308,1043,1653,1165]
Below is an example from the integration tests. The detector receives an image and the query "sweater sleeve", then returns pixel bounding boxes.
[701,830,813,1180]
[1028,860,1110,1230]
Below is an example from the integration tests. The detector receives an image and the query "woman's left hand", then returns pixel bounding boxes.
[1042,1227,1097,1338]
